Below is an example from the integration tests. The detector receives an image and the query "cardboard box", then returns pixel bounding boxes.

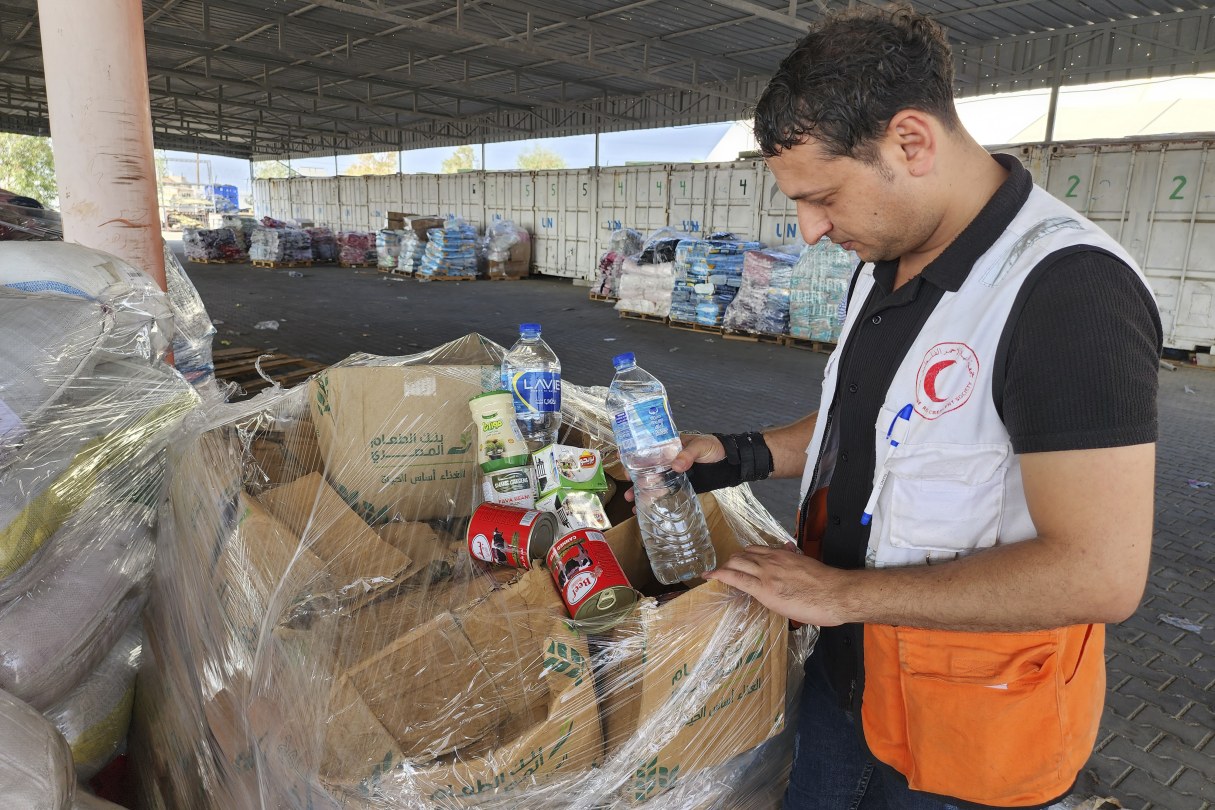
[257,472,414,609]
[340,567,568,760]
[600,493,789,803]
[309,364,499,522]
[322,616,602,807]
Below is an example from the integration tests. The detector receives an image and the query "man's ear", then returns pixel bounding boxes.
[883,110,937,178]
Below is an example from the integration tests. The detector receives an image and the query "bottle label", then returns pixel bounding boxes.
[614,396,675,452]
[508,370,561,414]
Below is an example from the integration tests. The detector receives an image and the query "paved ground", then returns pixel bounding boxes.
[178,250,1213,810]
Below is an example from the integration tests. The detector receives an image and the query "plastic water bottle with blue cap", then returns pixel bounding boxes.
[607,352,714,584]
[502,323,562,451]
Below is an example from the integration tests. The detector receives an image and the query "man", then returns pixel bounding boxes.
[673,5,1161,809]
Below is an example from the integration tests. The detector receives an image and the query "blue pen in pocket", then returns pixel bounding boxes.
[861,403,914,526]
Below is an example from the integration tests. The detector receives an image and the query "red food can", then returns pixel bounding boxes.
[467,503,559,569]
[546,529,636,624]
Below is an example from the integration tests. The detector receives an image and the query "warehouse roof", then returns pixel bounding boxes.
[0,0,1212,159]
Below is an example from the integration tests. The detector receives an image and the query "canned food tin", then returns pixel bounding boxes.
[482,465,536,509]
[467,503,558,569]
[546,529,636,624]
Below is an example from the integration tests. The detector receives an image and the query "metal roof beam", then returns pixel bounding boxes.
[709,0,811,33]
[299,0,748,102]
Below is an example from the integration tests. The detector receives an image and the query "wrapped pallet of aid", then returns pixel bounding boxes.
[613,228,690,319]
[788,237,857,343]
[722,248,800,337]
[132,332,812,810]
[0,241,199,787]
[592,228,643,299]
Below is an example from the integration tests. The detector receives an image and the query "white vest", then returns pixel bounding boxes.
[800,185,1152,569]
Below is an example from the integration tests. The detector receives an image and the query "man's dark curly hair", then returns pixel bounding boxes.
[754,4,960,164]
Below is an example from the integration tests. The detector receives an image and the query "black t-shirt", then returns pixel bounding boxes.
[814,153,1163,712]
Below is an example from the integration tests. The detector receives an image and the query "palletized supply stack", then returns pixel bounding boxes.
[250,227,312,264]
[376,229,408,270]
[722,248,800,336]
[613,229,684,318]
[0,241,199,794]
[592,229,643,299]
[182,227,246,263]
[337,231,376,267]
[788,237,857,342]
[306,226,338,263]
[220,214,259,251]
[669,238,764,326]
[131,333,811,810]
[417,217,478,279]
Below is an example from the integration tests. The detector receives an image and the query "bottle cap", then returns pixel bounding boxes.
[519,322,541,335]
[612,352,636,369]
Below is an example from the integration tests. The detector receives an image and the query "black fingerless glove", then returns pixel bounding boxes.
[685,431,775,493]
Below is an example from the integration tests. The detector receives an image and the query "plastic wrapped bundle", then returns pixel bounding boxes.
[668,239,764,326]
[396,231,424,275]
[484,220,529,280]
[182,227,246,263]
[788,238,857,342]
[250,227,312,263]
[0,687,75,809]
[133,333,813,810]
[220,214,259,251]
[307,227,338,263]
[45,626,142,779]
[417,217,478,279]
[0,201,63,242]
[722,249,800,336]
[376,229,408,270]
[613,258,675,317]
[338,231,376,267]
[261,216,289,229]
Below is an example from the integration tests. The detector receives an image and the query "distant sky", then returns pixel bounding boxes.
[163,71,1215,208]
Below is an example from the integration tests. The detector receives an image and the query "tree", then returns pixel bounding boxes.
[516,146,566,171]
[441,145,478,173]
[0,133,57,207]
[252,160,294,179]
[346,151,398,175]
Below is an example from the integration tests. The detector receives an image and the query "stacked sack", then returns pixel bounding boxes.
[722,248,800,336]
[250,227,312,263]
[0,241,198,796]
[418,217,478,279]
[669,237,764,327]
[376,229,409,271]
[338,231,376,266]
[182,227,247,262]
[788,237,857,342]
[132,333,812,810]
[307,227,338,264]
[592,229,643,299]
[612,228,686,318]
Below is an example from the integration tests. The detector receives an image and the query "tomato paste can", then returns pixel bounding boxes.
[467,502,558,569]
[546,529,636,624]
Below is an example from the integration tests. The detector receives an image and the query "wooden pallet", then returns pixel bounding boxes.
[618,310,667,324]
[416,274,476,282]
[211,346,327,397]
[723,328,784,345]
[783,336,837,354]
[189,257,234,264]
[340,261,375,269]
[251,259,313,269]
[588,292,617,302]
[669,318,724,335]
[485,275,526,281]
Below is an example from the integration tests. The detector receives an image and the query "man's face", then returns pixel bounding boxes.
[766,138,935,263]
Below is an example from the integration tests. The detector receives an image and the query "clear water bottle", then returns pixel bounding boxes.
[502,323,562,451]
[607,352,714,584]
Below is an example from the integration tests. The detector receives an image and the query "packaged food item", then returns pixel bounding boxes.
[470,391,530,473]
[481,465,536,509]
[535,489,612,533]
[531,444,607,499]
[466,503,560,569]
[546,529,636,624]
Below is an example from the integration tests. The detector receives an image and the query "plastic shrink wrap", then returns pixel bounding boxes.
[483,221,529,281]
[0,241,199,787]
[132,333,813,810]
[182,227,246,263]
[788,238,856,343]
[308,227,339,264]
[0,201,64,242]
[669,239,764,327]
[592,229,643,299]
[339,231,377,267]
[397,230,424,275]
[613,228,693,318]
[377,229,409,270]
[251,227,313,263]
[722,249,800,336]
[0,687,75,809]
[417,217,478,279]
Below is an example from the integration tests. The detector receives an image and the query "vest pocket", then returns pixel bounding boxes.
[863,625,1071,806]
[883,443,1009,559]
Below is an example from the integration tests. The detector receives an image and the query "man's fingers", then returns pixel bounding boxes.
[703,566,763,593]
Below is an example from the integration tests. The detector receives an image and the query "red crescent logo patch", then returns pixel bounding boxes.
[914,343,979,419]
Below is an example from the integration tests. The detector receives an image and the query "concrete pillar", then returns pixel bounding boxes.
[37,0,166,291]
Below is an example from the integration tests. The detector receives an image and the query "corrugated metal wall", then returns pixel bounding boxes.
[251,137,1215,350]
